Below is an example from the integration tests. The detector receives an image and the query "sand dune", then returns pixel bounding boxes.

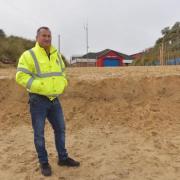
[0,66,180,180]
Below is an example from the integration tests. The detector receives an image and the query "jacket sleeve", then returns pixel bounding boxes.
[58,53,68,87]
[16,51,42,92]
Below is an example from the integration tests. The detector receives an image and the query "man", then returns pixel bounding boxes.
[16,27,80,176]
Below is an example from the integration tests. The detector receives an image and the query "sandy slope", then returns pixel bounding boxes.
[0,66,180,180]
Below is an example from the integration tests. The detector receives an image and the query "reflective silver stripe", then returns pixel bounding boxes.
[38,72,63,77]
[28,49,64,77]
[29,49,41,75]
[26,77,34,89]
[17,67,34,76]
[17,67,63,78]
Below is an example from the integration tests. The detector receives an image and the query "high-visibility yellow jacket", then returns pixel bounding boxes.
[16,42,68,100]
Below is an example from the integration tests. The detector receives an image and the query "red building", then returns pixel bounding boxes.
[96,50,124,67]
[71,49,133,67]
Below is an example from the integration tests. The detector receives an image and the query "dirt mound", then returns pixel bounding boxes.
[63,74,180,135]
[0,77,29,130]
[0,66,180,180]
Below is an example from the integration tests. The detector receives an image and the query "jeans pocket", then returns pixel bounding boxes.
[28,94,40,105]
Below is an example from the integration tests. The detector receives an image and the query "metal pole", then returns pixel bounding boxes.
[86,23,89,55]
[58,34,60,53]
[162,41,164,65]
[85,22,89,66]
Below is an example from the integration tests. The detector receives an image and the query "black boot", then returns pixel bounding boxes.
[58,157,80,167]
[40,162,52,176]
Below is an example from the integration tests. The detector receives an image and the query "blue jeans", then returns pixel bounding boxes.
[29,93,68,164]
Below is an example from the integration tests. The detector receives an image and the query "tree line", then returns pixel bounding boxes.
[0,30,69,66]
[132,22,180,65]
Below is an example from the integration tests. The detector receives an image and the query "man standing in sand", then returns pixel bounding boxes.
[16,27,80,176]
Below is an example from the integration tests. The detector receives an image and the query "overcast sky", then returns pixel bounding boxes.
[0,0,179,58]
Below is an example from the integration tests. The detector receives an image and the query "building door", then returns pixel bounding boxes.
[103,58,120,67]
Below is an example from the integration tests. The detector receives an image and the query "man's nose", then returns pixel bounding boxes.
[45,37,51,40]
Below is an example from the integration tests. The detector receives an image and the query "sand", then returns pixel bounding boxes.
[0,66,180,180]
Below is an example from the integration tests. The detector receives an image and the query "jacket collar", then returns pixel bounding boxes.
[35,42,57,55]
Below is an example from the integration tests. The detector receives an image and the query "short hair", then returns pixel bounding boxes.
[36,26,50,36]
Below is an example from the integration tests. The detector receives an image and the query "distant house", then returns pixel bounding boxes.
[71,49,133,67]
[130,52,144,60]
[130,48,153,60]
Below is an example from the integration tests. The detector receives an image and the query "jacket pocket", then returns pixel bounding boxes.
[30,79,46,94]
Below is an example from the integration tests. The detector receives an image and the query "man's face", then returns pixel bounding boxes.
[36,29,51,49]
